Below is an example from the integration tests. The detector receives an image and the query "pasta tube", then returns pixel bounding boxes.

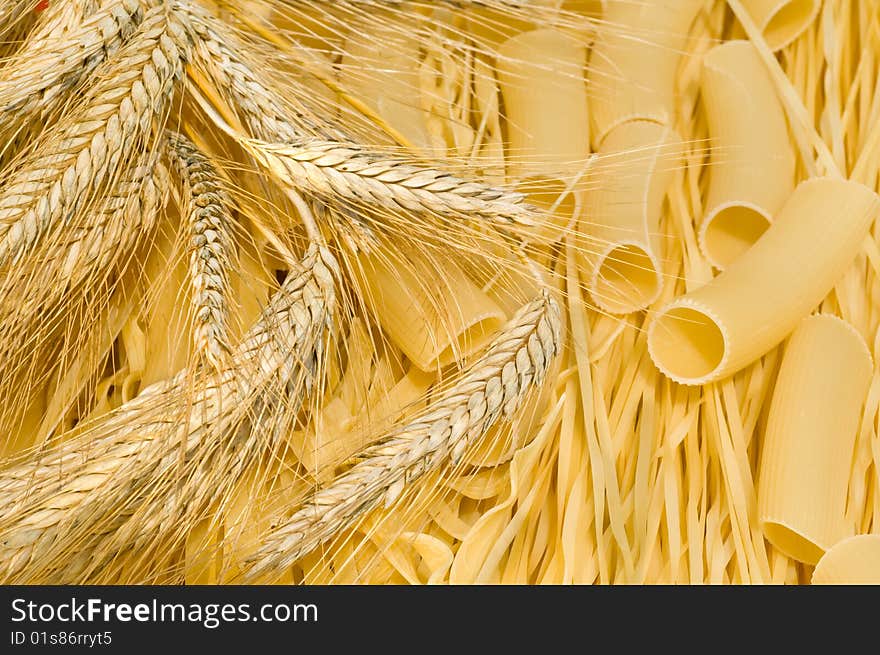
[757,315,871,565]
[355,251,506,372]
[496,28,590,241]
[582,120,681,314]
[587,0,702,147]
[811,535,880,584]
[739,0,821,51]
[699,41,796,269]
[340,15,433,152]
[647,177,880,385]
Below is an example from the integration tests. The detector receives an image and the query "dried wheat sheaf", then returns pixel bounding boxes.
[0,0,570,584]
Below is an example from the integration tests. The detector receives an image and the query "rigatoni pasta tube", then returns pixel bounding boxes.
[587,0,702,148]
[496,28,590,241]
[354,251,506,372]
[739,0,821,51]
[340,15,433,153]
[582,120,681,314]
[757,315,871,565]
[647,177,880,385]
[811,535,880,584]
[699,41,796,269]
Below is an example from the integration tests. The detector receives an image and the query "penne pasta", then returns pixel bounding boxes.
[587,0,702,147]
[811,535,880,584]
[739,0,821,51]
[582,120,681,314]
[496,28,590,240]
[648,177,880,385]
[757,315,872,565]
[354,251,506,372]
[699,40,796,269]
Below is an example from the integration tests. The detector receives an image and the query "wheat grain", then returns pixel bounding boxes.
[0,0,145,124]
[243,291,561,580]
[167,130,236,370]
[0,4,187,268]
[0,245,336,583]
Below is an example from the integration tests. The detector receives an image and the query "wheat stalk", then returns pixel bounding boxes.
[0,0,145,124]
[0,3,187,268]
[243,291,561,581]
[0,244,336,583]
[167,130,236,370]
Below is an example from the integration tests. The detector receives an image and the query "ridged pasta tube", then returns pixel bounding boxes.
[583,120,681,314]
[340,15,433,152]
[496,28,590,241]
[757,315,872,565]
[648,177,880,385]
[355,251,506,372]
[739,0,821,51]
[587,0,702,147]
[699,41,796,269]
[811,535,880,584]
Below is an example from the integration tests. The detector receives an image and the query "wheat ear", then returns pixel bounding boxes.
[243,138,537,229]
[0,4,187,267]
[243,291,561,581]
[0,245,336,583]
[0,0,145,123]
[180,3,343,141]
[166,130,236,370]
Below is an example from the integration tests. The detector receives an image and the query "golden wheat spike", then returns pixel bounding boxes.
[0,244,337,583]
[244,291,561,581]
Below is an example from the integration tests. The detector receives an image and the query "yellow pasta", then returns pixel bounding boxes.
[496,28,590,240]
[648,177,880,385]
[354,250,506,372]
[757,315,872,565]
[587,0,702,147]
[582,120,681,314]
[739,0,821,51]
[811,535,880,584]
[340,14,433,152]
[699,40,796,269]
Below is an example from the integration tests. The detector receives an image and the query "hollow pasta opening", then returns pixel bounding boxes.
[649,306,725,382]
[592,244,660,313]
[436,314,505,368]
[518,178,578,241]
[764,0,819,50]
[762,520,825,565]
[702,204,771,268]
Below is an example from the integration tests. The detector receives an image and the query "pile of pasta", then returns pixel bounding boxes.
[269,0,880,585]
[3,0,880,585]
